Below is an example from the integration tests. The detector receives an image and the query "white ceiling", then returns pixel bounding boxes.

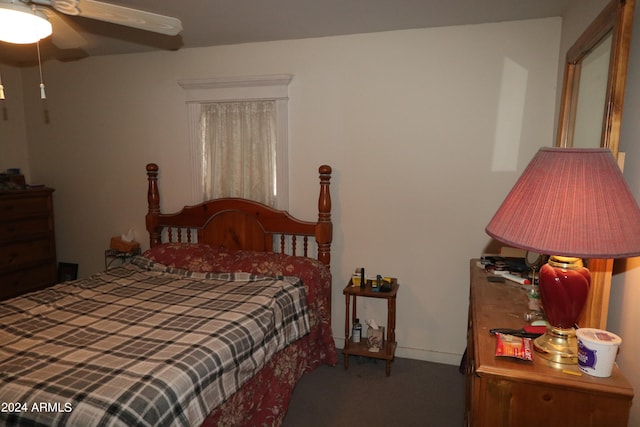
[0,0,569,66]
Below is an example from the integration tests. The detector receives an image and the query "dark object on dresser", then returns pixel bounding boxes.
[0,173,26,189]
[0,188,57,299]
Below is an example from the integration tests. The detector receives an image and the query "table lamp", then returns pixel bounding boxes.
[486,147,640,365]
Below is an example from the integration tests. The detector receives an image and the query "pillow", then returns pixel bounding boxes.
[142,243,229,272]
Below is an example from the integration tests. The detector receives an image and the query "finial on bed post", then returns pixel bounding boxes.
[146,163,162,247]
[317,165,332,268]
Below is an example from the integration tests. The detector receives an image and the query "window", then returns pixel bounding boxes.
[201,100,277,206]
[178,75,292,209]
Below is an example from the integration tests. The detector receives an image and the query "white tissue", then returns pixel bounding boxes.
[367,319,379,330]
[121,229,135,242]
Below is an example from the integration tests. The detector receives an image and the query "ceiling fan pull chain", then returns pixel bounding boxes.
[37,41,46,100]
[0,71,5,100]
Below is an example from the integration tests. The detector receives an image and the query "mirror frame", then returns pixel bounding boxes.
[556,0,636,155]
[555,0,636,330]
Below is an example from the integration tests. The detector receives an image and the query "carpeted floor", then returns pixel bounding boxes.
[283,351,466,427]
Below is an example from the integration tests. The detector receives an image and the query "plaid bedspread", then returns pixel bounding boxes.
[0,257,310,427]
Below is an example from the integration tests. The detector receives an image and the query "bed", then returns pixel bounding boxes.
[0,164,336,427]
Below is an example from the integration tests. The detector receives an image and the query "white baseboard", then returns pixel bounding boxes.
[333,337,463,367]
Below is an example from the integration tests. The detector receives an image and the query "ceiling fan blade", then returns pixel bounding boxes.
[51,0,183,36]
[42,9,87,50]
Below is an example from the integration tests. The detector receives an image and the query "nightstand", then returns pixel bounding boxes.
[104,248,141,270]
[342,278,399,376]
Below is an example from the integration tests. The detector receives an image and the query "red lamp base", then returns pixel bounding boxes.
[534,256,591,366]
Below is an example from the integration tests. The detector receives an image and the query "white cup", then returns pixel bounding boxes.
[576,328,622,378]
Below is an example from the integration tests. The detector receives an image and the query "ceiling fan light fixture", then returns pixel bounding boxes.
[0,2,52,44]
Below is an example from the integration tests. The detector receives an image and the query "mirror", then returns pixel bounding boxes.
[555,0,636,330]
[572,33,612,148]
[556,0,635,156]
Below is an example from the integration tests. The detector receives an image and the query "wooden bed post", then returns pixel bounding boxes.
[316,165,333,269]
[146,163,162,247]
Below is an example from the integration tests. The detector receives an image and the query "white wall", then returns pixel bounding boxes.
[13,18,561,365]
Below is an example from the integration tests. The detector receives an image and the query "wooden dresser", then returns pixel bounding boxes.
[465,259,633,427]
[0,188,57,300]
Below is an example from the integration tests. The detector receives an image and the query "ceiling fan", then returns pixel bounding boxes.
[0,0,183,47]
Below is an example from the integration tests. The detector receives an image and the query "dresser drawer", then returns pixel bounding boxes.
[0,263,56,300]
[0,194,51,219]
[0,188,56,298]
[0,217,52,242]
[0,238,55,270]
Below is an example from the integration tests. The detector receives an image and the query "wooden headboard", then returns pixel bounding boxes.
[145,164,333,267]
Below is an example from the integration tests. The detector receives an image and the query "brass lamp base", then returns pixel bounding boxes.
[533,326,578,366]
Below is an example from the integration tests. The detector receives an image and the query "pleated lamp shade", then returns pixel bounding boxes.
[486,147,640,259]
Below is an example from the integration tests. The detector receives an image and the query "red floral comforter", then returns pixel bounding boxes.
[142,243,337,426]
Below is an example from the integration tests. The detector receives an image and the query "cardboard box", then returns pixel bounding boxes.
[367,326,385,352]
[110,236,140,253]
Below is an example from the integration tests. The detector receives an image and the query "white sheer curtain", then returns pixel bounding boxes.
[201,100,277,206]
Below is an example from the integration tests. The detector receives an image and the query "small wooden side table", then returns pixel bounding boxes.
[342,278,399,376]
